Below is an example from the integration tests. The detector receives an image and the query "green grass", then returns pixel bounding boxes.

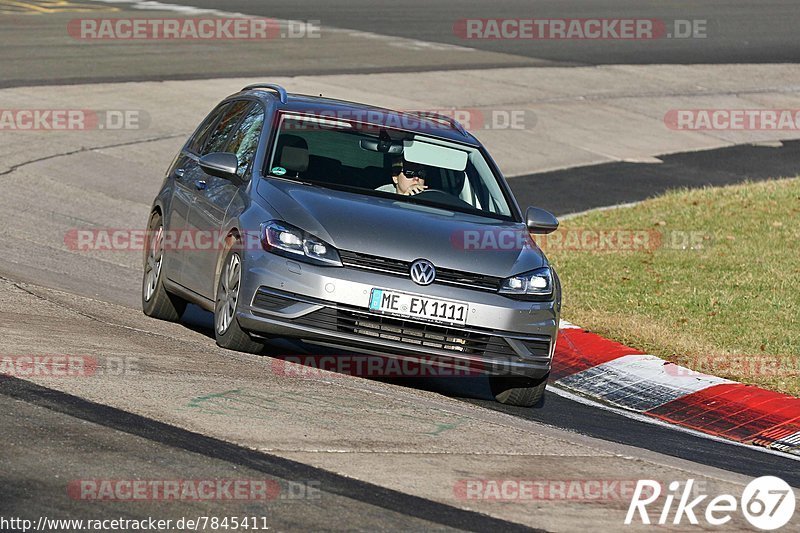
[547,178,800,396]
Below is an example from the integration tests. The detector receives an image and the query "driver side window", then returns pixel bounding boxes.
[226,103,265,179]
[187,104,228,155]
[202,100,251,156]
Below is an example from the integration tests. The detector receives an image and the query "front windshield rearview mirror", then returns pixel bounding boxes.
[359,138,404,154]
[526,206,559,234]
[199,152,239,181]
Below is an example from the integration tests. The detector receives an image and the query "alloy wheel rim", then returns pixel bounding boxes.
[217,253,241,335]
[143,225,164,302]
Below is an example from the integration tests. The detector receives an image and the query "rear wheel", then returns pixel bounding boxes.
[142,213,186,321]
[214,249,265,354]
[490,374,548,407]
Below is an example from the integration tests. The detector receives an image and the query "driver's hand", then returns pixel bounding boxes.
[405,184,428,196]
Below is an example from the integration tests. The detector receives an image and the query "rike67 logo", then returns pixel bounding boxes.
[626,477,796,530]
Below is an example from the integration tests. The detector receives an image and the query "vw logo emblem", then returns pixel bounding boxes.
[410,259,436,286]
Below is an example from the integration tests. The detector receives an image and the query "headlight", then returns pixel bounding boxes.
[499,267,553,299]
[260,220,342,266]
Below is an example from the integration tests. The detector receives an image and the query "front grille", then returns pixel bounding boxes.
[338,250,405,275]
[290,306,550,361]
[338,250,503,292]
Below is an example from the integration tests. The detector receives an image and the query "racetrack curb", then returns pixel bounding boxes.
[553,323,800,457]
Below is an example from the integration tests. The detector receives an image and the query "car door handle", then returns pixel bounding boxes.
[194,180,207,190]
[175,168,186,177]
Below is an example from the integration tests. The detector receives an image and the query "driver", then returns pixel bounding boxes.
[376,158,428,196]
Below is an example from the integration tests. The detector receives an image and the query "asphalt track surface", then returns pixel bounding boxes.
[509,140,800,216]
[0,377,534,532]
[2,0,799,87]
[165,0,800,65]
[178,309,800,488]
[2,1,799,531]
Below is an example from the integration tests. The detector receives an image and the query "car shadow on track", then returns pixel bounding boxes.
[179,304,511,404]
[180,304,216,334]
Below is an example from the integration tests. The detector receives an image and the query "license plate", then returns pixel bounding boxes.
[368,289,468,326]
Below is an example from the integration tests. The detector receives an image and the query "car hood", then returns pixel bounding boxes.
[257,179,546,277]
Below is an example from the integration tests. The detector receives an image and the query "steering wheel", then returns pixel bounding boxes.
[409,188,447,196]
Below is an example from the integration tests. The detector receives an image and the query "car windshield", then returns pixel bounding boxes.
[266,113,515,220]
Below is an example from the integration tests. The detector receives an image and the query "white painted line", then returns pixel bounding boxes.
[92,0,477,52]
[556,353,733,412]
[91,0,249,16]
[771,432,800,456]
[559,201,643,221]
[549,385,800,462]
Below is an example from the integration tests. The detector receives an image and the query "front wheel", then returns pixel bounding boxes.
[214,249,264,354]
[489,373,548,407]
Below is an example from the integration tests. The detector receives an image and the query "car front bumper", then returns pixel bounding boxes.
[236,252,560,379]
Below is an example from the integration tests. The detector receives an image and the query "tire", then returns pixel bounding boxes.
[142,212,187,321]
[489,373,548,407]
[214,248,265,354]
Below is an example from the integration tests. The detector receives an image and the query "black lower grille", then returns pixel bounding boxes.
[301,308,490,354]
[292,306,549,360]
[520,340,551,358]
[252,291,298,311]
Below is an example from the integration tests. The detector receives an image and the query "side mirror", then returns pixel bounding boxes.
[199,152,239,181]
[526,206,559,234]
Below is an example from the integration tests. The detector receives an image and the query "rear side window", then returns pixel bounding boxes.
[187,103,228,155]
[226,103,265,179]
[202,100,252,155]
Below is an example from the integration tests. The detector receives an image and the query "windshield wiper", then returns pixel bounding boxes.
[404,196,506,220]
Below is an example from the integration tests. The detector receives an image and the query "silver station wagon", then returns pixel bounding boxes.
[143,83,562,406]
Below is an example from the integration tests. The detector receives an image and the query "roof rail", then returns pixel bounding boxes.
[241,83,288,104]
[404,110,469,137]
